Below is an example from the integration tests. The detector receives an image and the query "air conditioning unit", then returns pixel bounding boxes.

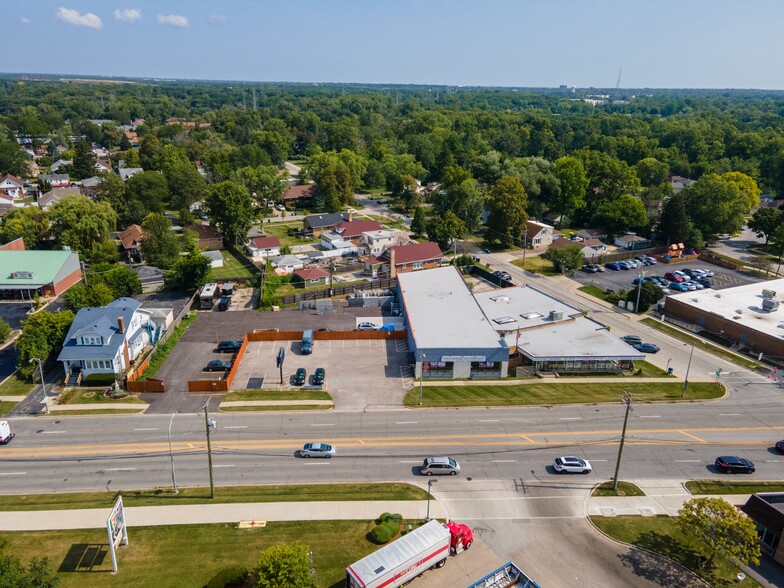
[763,289,777,299]
[548,310,564,321]
[763,299,780,312]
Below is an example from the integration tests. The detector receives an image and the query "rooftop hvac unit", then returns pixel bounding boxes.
[763,289,777,299]
[548,310,564,321]
[763,299,780,312]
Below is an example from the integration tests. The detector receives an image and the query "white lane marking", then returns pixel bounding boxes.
[560,417,580,421]
[305,462,331,465]
[719,413,740,416]
[310,423,335,427]
[104,468,136,472]
[42,431,67,434]
[676,459,701,462]
[395,421,417,425]
[766,460,782,462]
[133,428,159,431]
[213,464,235,468]
[591,459,609,462]
[399,460,422,464]
[478,419,500,422]
[0,472,27,476]
[492,459,516,463]
[639,415,661,419]
[223,426,248,429]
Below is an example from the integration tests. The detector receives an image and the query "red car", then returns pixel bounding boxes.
[664,272,684,282]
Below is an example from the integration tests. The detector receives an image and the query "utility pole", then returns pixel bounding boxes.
[168,413,178,494]
[202,401,216,499]
[681,341,696,399]
[418,353,426,406]
[634,270,646,313]
[612,392,632,491]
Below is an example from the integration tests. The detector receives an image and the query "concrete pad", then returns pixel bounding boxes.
[409,539,503,588]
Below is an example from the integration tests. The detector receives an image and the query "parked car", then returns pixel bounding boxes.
[553,456,592,474]
[296,442,335,458]
[205,360,232,372]
[595,264,606,272]
[669,282,689,292]
[582,264,599,273]
[698,268,715,277]
[688,280,704,289]
[696,278,713,288]
[312,368,326,385]
[356,322,377,331]
[664,272,684,282]
[293,368,307,386]
[493,270,512,281]
[605,262,623,271]
[673,270,689,280]
[633,343,660,354]
[621,335,642,345]
[715,456,755,474]
[275,204,285,211]
[216,340,242,353]
[682,282,697,291]
[217,297,231,311]
[650,276,669,286]
[420,456,461,476]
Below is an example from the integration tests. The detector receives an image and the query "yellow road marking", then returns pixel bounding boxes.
[679,431,706,443]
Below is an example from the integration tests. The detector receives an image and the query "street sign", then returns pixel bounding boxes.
[276,347,285,368]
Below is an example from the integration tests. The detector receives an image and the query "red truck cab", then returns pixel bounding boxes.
[447,521,474,553]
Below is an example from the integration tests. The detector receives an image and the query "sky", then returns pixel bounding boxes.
[4,0,784,89]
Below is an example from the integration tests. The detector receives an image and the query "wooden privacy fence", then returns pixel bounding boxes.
[187,379,230,392]
[246,330,406,341]
[127,379,165,393]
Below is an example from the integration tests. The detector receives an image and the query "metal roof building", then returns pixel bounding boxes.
[0,249,82,297]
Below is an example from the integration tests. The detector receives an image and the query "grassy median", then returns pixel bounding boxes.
[223,389,332,402]
[685,480,784,495]
[404,381,724,407]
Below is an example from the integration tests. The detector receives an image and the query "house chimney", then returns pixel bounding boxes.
[348,211,353,222]
[117,316,125,334]
[389,247,397,279]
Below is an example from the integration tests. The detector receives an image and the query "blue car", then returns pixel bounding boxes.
[633,343,660,354]
[605,262,622,271]
[669,282,689,292]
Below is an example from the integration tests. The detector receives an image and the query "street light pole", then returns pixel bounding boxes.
[30,358,47,414]
[634,270,646,313]
[418,353,426,406]
[681,341,696,399]
[202,401,216,499]
[612,392,632,491]
[168,413,178,495]
[426,478,437,522]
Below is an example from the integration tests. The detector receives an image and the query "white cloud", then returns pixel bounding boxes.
[56,7,103,29]
[208,15,226,24]
[114,8,142,23]
[157,14,188,28]
[20,17,31,24]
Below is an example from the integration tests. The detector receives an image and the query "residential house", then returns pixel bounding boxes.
[364,256,386,278]
[0,248,82,298]
[183,224,224,250]
[741,493,784,565]
[282,184,315,206]
[576,228,608,241]
[670,176,695,193]
[292,267,330,288]
[0,238,25,251]
[124,131,139,148]
[95,159,112,173]
[50,159,72,172]
[39,187,81,210]
[81,176,101,196]
[0,175,24,199]
[319,231,359,255]
[0,192,14,207]
[119,167,143,181]
[547,237,609,261]
[57,298,172,383]
[119,224,144,263]
[246,236,281,259]
[361,229,405,257]
[39,173,70,188]
[334,220,383,244]
[303,212,350,237]
[132,265,165,292]
[525,220,555,250]
[202,250,224,268]
[614,234,652,250]
[269,255,305,273]
[382,241,443,278]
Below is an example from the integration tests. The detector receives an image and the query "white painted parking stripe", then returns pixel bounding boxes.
[105,468,136,472]
[479,419,500,422]
[0,472,26,476]
[310,423,335,427]
[134,428,158,431]
[213,464,235,468]
[492,459,516,463]
[223,426,247,429]
[591,459,609,462]
[639,415,661,419]
[719,413,740,416]
[396,421,417,425]
[676,460,701,462]
[399,460,422,464]
[42,431,67,434]
[560,417,580,421]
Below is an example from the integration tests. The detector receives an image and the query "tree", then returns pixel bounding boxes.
[253,543,316,588]
[683,174,747,239]
[411,206,427,236]
[542,244,584,274]
[626,281,664,312]
[486,176,528,248]
[552,156,588,227]
[0,318,11,342]
[179,207,196,226]
[426,210,467,251]
[312,159,354,212]
[138,134,163,170]
[232,165,285,206]
[770,224,784,274]
[0,207,49,249]
[86,240,120,265]
[636,157,669,187]
[677,497,760,568]
[87,263,142,298]
[658,193,691,245]
[0,140,29,178]
[592,194,648,237]
[167,162,206,209]
[141,213,180,269]
[748,207,783,245]
[71,138,96,180]
[93,171,126,214]
[0,552,59,588]
[722,171,761,212]
[125,171,170,216]
[16,310,75,380]
[432,178,484,232]
[205,181,255,246]
[62,283,115,312]
[168,250,212,292]
[48,195,117,254]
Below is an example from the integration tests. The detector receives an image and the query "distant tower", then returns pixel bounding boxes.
[252,87,257,111]
[616,67,622,91]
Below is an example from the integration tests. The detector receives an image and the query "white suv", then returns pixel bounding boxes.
[553,456,592,474]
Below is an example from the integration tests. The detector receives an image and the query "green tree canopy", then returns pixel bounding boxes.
[433,178,484,232]
[125,171,170,217]
[141,213,181,269]
[635,157,670,187]
[16,310,75,380]
[553,156,588,227]
[0,552,59,588]
[205,181,255,245]
[71,138,96,180]
[427,210,467,251]
[747,207,783,245]
[0,207,49,249]
[683,173,747,239]
[658,193,691,245]
[486,175,528,248]
[166,162,206,210]
[627,281,664,312]
[721,171,761,211]
[592,194,648,237]
[411,206,427,236]
[542,244,584,274]
[168,250,212,292]
[62,283,115,312]
[253,543,316,588]
[87,263,142,299]
[48,195,117,254]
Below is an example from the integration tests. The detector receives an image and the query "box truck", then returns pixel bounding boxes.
[346,520,473,588]
[0,421,15,444]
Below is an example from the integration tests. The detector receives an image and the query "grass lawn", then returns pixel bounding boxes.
[260,221,320,247]
[578,284,612,302]
[223,389,332,401]
[592,481,645,497]
[207,250,255,281]
[0,400,18,415]
[363,214,409,231]
[591,515,757,588]
[640,318,763,371]
[510,255,560,276]
[138,314,197,381]
[0,520,391,588]
[221,404,332,412]
[0,483,428,512]
[685,480,784,495]
[633,361,675,378]
[404,381,724,407]
[0,375,34,396]
[46,409,145,416]
[57,388,146,405]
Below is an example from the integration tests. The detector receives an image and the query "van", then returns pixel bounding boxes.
[301,329,313,355]
[0,421,15,444]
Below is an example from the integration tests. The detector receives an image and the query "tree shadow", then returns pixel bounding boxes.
[616,531,708,587]
[57,543,110,573]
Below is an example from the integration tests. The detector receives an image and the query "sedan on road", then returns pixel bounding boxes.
[493,270,512,281]
[621,335,642,345]
[553,456,592,474]
[715,456,755,474]
[295,442,335,458]
[420,456,461,476]
[633,343,660,354]
[204,360,232,372]
[775,440,784,454]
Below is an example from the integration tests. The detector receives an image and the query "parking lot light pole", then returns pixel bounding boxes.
[418,353,426,406]
[168,413,178,495]
[634,270,646,313]
[426,478,437,522]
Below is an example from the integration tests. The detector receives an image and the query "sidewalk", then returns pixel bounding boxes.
[420,376,710,387]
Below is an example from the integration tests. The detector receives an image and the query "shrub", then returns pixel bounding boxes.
[379,512,403,524]
[369,520,400,544]
[83,373,120,386]
[203,564,248,588]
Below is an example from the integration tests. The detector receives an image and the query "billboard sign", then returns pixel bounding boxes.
[106,495,129,572]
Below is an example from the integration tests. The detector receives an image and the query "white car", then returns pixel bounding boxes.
[356,322,377,331]
[553,456,592,474]
[275,204,285,211]
[295,442,336,458]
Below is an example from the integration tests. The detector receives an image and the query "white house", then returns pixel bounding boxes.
[320,231,359,254]
[0,175,24,199]
[269,254,305,273]
[525,220,555,250]
[361,229,404,257]
[119,168,143,181]
[246,236,281,259]
[547,237,609,261]
[615,234,652,250]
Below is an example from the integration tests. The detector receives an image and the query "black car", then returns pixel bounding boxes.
[775,440,784,454]
[581,264,599,273]
[205,360,232,372]
[217,297,230,311]
[715,456,755,474]
[312,368,325,385]
[216,340,242,353]
[293,368,307,386]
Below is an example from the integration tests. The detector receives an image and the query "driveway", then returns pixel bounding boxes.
[707,226,765,264]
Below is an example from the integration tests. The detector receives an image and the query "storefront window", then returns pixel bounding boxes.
[422,361,453,377]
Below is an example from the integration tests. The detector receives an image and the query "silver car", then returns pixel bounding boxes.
[295,442,336,458]
[420,456,460,476]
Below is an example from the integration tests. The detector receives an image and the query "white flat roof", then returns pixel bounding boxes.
[398,266,503,350]
[474,284,582,330]
[666,278,784,339]
[515,316,644,361]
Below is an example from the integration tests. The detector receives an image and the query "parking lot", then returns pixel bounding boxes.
[233,338,410,410]
[570,260,758,295]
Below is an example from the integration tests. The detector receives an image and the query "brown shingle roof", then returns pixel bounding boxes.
[294,268,330,280]
[385,242,443,265]
[119,224,144,250]
[335,220,383,238]
[283,184,315,201]
[184,224,223,240]
[250,236,281,249]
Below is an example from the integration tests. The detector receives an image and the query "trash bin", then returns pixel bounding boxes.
[667,367,674,375]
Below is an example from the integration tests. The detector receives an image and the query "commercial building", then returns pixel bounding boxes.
[741,493,784,565]
[663,279,784,359]
[0,248,82,298]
